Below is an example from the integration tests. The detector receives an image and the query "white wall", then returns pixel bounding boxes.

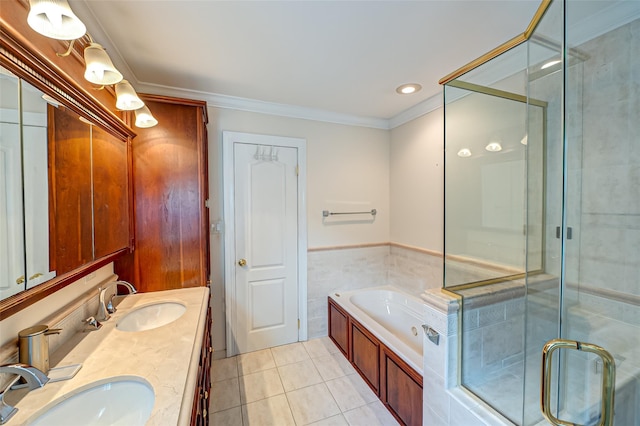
[206,107,391,354]
[390,108,444,252]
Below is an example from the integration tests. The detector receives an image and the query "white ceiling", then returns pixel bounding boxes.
[71,0,543,127]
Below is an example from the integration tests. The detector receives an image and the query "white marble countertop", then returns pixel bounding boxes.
[6,286,210,425]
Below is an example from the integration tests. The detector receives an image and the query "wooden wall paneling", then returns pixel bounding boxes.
[117,95,209,292]
[49,105,93,275]
[328,298,350,357]
[92,126,130,259]
[350,319,381,395]
[382,346,423,426]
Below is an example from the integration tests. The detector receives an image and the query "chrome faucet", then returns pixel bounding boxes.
[0,363,49,424]
[97,280,137,321]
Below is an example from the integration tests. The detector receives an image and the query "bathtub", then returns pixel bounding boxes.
[328,286,424,375]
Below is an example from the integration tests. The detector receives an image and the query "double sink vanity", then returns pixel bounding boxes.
[2,286,211,425]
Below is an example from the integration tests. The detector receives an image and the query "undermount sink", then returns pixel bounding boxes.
[26,377,154,426]
[116,301,186,332]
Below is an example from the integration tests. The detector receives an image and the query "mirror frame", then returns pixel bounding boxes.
[0,1,136,319]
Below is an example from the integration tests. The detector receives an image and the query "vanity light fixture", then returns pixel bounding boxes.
[27,0,86,40]
[115,80,145,111]
[485,141,502,152]
[395,83,422,95]
[83,43,123,86]
[134,105,158,128]
[541,59,561,70]
[457,148,472,158]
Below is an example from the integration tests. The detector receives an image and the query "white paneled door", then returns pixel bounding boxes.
[232,140,299,354]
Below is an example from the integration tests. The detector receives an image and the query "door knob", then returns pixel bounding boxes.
[238,259,247,267]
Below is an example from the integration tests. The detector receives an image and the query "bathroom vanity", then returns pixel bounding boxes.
[3,287,211,425]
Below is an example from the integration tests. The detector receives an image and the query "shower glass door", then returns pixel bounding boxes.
[526,1,640,425]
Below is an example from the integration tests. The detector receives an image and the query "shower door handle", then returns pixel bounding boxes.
[541,339,615,426]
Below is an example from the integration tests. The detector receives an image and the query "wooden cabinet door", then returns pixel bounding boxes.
[350,320,380,395]
[328,299,349,356]
[49,106,93,275]
[116,95,209,292]
[92,126,130,259]
[382,348,423,426]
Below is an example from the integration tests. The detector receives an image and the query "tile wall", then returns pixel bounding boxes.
[306,244,442,339]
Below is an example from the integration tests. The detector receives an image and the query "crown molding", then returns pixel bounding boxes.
[388,93,443,129]
[134,81,391,129]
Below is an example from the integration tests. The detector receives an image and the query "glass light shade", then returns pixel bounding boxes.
[485,142,503,152]
[27,0,86,40]
[457,148,472,158]
[134,106,158,128]
[115,80,144,110]
[83,43,123,86]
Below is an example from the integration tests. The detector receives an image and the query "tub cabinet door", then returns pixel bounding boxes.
[382,346,423,426]
[328,298,349,356]
[350,320,380,395]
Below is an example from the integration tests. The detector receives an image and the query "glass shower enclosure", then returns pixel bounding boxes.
[443,1,639,425]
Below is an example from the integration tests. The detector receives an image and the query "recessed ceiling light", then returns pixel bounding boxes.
[457,148,472,158]
[541,59,561,70]
[396,83,422,95]
[485,142,502,152]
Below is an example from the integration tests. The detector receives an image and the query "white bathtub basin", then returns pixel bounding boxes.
[116,302,186,332]
[26,377,154,426]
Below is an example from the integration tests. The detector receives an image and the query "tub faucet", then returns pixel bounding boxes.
[97,280,137,321]
[0,363,49,424]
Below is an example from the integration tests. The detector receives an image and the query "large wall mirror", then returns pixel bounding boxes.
[0,59,131,316]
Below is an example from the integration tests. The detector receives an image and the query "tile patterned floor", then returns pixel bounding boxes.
[210,337,400,425]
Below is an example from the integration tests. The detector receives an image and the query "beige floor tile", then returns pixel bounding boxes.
[239,368,285,404]
[242,394,295,426]
[278,359,324,391]
[308,414,349,425]
[271,342,311,366]
[343,401,399,426]
[287,383,341,425]
[326,374,378,412]
[210,377,241,413]
[238,348,276,375]
[210,406,243,426]
[319,336,342,354]
[312,352,356,381]
[212,356,239,382]
[303,338,333,359]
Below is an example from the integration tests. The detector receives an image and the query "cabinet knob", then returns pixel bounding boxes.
[238,259,247,267]
[16,275,25,285]
[205,390,209,399]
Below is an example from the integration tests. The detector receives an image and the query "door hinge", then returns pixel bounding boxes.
[298,319,300,329]
[295,165,299,176]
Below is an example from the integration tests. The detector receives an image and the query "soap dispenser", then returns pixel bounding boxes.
[18,325,61,374]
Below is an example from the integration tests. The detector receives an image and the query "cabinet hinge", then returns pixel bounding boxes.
[298,319,300,329]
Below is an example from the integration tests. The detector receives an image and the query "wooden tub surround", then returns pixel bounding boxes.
[328,298,423,426]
